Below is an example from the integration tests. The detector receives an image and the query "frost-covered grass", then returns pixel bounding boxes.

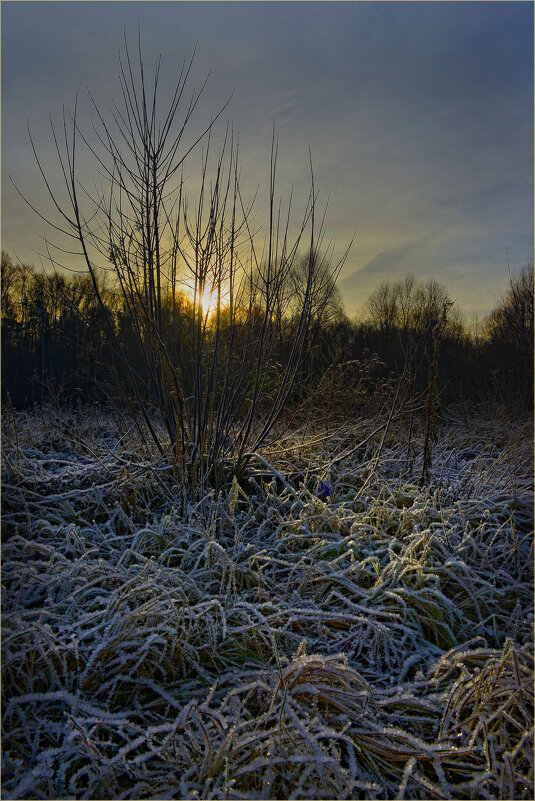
[2,403,533,799]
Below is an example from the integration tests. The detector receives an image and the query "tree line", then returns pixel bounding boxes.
[2,250,532,414]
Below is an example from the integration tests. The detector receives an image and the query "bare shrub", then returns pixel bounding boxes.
[19,35,351,493]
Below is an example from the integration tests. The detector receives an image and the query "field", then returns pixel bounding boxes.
[1,404,533,800]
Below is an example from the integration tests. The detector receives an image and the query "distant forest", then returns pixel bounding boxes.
[2,251,533,414]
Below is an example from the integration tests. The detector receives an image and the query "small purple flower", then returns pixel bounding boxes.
[317,480,333,500]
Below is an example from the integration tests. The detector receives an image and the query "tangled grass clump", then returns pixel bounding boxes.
[2,404,533,799]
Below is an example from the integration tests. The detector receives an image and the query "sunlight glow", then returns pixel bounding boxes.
[199,288,220,317]
[184,284,222,318]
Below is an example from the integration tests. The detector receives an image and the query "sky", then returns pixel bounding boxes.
[2,1,533,319]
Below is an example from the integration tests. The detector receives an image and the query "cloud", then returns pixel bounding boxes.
[342,242,420,288]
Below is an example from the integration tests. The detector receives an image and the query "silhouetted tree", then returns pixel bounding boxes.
[486,263,534,354]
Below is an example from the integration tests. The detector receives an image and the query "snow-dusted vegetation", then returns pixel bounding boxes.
[2,404,533,799]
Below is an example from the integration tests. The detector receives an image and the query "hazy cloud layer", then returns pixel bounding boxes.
[2,1,532,317]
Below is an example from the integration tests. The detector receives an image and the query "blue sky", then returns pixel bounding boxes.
[2,1,533,318]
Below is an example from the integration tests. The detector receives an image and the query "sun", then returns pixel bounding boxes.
[198,288,220,317]
[183,284,221,318]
